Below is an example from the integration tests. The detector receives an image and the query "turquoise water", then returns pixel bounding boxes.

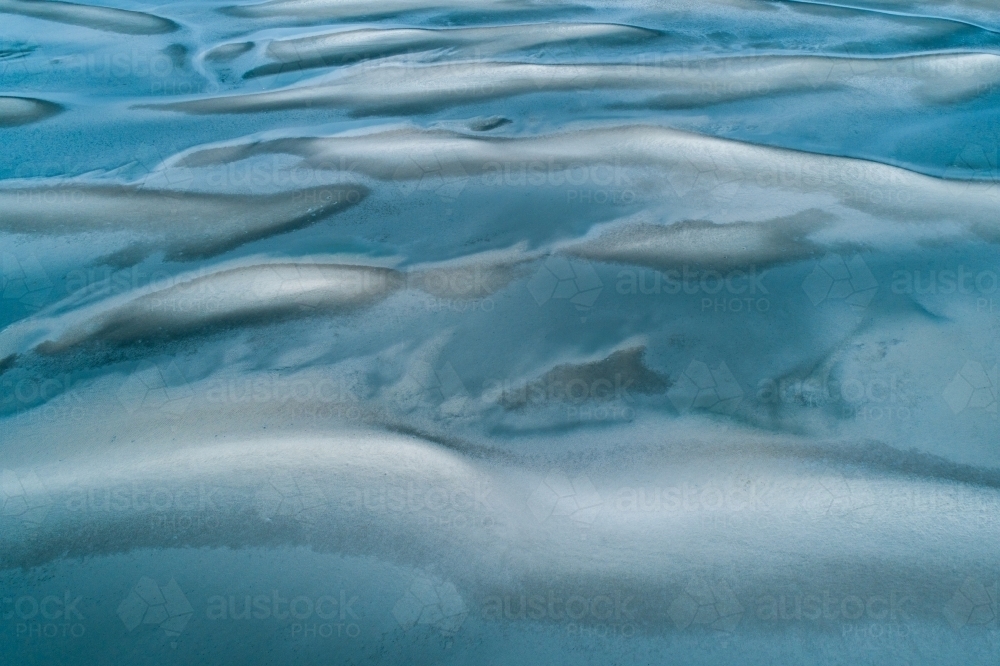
[2,0,1000,663]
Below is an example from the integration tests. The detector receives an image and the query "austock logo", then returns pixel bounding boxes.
[802,253,877,310]
[527,256,603,319]
[118,577,194,646]
[393,575,468,637]
[133,141,192,189]
[944,143,999,182]
[526,470,602,526]
[0,251,53,311]
[943,361,998,417]
[0,468,52,532]
[392,148,469,201]
[395,360,469,414]
[256,470,328,524]
[669,577,743,633]
[944,578,997,630]
[667,360,743,415]
[116,360,194,416]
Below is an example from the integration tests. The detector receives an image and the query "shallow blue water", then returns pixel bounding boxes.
[2,0,1000,664]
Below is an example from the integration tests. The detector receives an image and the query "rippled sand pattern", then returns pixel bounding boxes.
[2,0,1000,663]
